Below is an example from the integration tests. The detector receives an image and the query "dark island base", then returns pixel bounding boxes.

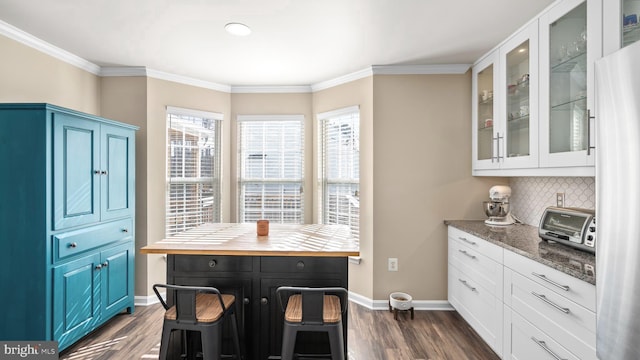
[166,255,349,360]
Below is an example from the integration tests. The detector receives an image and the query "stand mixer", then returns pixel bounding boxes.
[483,185,516,226]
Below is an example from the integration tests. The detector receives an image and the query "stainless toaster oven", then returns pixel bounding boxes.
[538,206,596,253]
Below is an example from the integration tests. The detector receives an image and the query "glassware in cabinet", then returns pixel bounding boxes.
[505,40,532,160]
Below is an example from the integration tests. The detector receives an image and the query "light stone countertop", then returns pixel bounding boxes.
[445,220,596,285]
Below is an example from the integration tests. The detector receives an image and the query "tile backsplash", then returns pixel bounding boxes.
[509,177,595,226]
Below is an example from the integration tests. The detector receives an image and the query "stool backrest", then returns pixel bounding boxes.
[276,286,348,325]
[153,284,226,325]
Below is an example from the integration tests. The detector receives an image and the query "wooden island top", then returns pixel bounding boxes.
[140,223,360,257]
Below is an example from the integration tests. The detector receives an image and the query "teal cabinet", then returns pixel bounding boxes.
[0,103,137,351]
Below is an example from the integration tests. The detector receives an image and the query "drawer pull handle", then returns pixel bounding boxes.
[69,242,78,248]
[531,337,567,360]
[531,292,570,314]
[532,272,570,291]
[458,279,477,292]
[208,260,217,268]
[459,237,477,246]
[458,249,476,259]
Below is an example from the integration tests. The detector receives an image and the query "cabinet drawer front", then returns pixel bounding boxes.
[173,255,253,273]
[260,257,346,274]
[449,240,503,298]
[448,263,503,356]
[448,226,503,262]
[505,309,580,360]
[506,270,596,359]
[55,219,133,261]
[504,250,595,311]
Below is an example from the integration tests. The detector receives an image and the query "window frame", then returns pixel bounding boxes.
[237,114,305,223]
[165,106,223,237]
[317,105,360,240]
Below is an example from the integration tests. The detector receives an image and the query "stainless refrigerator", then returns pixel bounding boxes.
[595,40,640,359]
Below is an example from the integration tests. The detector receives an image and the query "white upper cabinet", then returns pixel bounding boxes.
[472,0,602,176]
[472,50,500,170]
[604,0,640,55]
[499,22,539,170]
[539,0,601,168]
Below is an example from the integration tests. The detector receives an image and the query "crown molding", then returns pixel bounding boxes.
[311,67,374,92]
[100,66,231,92]
[0,19,101,75]
[372,64,471,75]
[231,85,312,94]
[100,66,147,77]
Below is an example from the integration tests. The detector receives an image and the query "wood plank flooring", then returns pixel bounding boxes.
[59,302,499,360]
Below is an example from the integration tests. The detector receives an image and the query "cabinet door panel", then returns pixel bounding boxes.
[53,253,101,349]
[101,125,135,221]
[53,113,100,230]
[101,243,134,319]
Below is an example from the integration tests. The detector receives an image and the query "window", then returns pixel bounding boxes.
[318,106,360,239]
[166,107,222,236]
[238,115,304,223]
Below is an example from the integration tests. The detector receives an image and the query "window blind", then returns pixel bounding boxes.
[238,115,304,223]
[319,107,360,239]
[166,108,222,236]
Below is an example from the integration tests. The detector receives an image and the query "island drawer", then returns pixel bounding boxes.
[173,255,253,273]
[261,256,346,274]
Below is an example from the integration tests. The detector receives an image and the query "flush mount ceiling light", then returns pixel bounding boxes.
[225,22,251,36]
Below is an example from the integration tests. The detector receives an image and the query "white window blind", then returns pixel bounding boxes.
[166,107,222,236]
[238,115,304,223]
[319,106,360,239]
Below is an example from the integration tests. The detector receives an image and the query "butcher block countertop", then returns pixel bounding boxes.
[140,223,360,257]
[445,220,596,285]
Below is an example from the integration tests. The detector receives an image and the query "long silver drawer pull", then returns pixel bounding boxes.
[458,279,477,292]
[531,292,570,314]
[531,337,567,360]
[458,237,477,246]
[458,249,477,259]
[532,272,570,291]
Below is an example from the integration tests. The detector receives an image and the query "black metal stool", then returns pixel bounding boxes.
[153,284,242,360]
[276,286,348,360]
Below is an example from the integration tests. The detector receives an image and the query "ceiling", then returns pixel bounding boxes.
[0,0,555,87]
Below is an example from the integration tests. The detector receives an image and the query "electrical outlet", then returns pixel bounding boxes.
[388,258,398,272]
[556,192,565,207]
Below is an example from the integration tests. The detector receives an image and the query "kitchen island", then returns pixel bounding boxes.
[140,223,359,360]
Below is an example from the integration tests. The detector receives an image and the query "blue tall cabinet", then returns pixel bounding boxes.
[0,103,137,351]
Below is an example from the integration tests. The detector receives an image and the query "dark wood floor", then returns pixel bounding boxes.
[59,302,499,360]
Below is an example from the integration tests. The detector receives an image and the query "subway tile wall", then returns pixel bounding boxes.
[509,177,595,226]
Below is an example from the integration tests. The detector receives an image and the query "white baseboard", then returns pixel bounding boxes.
[349,291,454,311]
[135,293,164,306]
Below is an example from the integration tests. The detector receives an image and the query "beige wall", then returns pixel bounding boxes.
[371,74,507,300]
[312,78,374,299]
[0,35,100,114]
[230,93,313,223]
[2,31,511,302]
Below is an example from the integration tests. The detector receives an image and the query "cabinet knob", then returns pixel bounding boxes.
[121,228,129,233]
[101,170,109,175]
[102,262,109,267]
[94,170,101,174]
[244,297,250,305]
[296,261,305,270]
[95,264,102,270]
[208,260,217,268]
[261,297,269,305]
[69,242,78,248]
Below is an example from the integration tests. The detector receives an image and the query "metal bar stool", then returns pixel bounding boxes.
[153,284,242,360]
[276,286,348,360]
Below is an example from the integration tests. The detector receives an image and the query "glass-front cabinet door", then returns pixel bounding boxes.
[604,0,639,55]
[540,0,601,167]
[472,50,500,170]
[499,22,539,169]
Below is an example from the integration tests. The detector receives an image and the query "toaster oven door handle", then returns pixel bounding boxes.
[532,272,570,291]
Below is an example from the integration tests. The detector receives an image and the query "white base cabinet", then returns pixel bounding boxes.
[448,226,596,360]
